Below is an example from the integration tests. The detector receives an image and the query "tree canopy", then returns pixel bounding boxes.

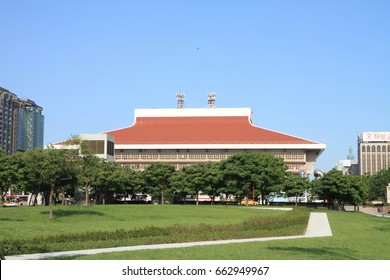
[312,169,367,210]
[220,152,287,205]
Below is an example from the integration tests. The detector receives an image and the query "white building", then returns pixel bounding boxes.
[335,147,358,175]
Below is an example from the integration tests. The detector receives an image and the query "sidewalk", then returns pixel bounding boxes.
[6,213,332,260]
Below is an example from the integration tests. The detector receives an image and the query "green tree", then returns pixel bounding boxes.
[203,162,224,204]
[46,148,78,219]
[94,163,143,204]
[169,169,191,203]
[312,169,367,210]
[142,163,175,204]
[283,173,311,204]
[77,154,104,206]
[18,148,78,220]
[366,168,390,201]
[220,152,287,205]
[0,150,18,207]
[182,163,212,205]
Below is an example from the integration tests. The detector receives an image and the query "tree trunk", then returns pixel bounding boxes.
[44,189,50,206]
[85,183,89,206]
[61,191,66,206]
[161,190,164,205]
[49,186,54,221]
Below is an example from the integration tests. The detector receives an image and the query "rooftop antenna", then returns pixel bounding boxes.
[207,92,216,108]
[176,92,185,109]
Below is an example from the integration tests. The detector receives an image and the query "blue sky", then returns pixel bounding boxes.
[1,0,389,173]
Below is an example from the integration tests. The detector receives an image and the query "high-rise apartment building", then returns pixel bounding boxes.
[358,132,390,175]
[17,98,44,152]
[0,87,44,154]
[0,87,19,154]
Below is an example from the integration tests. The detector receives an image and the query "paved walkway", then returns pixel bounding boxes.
[6,213,332,260]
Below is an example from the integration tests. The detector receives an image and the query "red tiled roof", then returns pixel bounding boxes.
[105,116,317,145]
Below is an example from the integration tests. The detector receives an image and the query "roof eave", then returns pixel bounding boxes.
[115,143,326,151]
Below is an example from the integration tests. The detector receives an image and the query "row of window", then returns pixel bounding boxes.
[360,154,390,175]
[119,162,305,172]
[115,151,306,162]
[116,152,231,161]
[274,153,305,160]
[361,145,390,153]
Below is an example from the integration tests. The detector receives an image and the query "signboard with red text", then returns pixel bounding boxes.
[362,132,390,142]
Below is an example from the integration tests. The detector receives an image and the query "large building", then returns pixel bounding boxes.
[335,147,359,175]
[17,98,44,152]
[104,107,326,176]
[0,87,44,154]
[358,132,390,175]
[0,87,19,154]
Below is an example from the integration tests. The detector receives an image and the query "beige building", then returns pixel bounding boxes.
[358,132,390,175]
[104,107,326,176]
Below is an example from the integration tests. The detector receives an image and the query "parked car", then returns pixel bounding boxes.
[240,198,259,206]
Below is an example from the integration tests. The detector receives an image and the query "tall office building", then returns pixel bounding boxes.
[0,87,44,154]
[17,98,44,152]
[358,132,390,175]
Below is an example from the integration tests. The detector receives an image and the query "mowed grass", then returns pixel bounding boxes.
[0,204,307,256]
[1,204,284,238]
[66,210,390,260]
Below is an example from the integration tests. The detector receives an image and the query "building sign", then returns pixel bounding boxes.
[362,132,390,142]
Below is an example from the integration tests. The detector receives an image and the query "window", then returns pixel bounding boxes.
[107,141,114,156]
[208,153,227,160]
[189,153,207,160]
[140,153,159,160]
[160,152,178,160]
[84,140,104,154]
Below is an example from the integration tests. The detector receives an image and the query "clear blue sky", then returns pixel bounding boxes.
[1,0,389,173]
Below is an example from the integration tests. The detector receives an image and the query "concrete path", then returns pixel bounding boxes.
[6,212,332,260]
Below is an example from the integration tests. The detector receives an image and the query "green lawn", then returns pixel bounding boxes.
[69,210,389,260]
[1,205,388,260]
[0,204,286,239]
[0,204,304,255]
